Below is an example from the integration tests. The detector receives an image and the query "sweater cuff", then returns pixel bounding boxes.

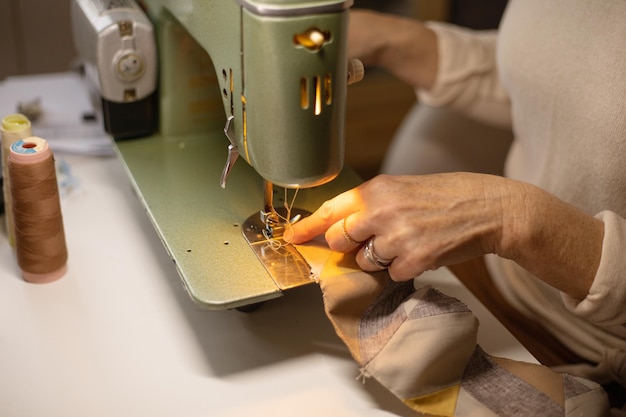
[418,22,512,128]
[562,211,626,326]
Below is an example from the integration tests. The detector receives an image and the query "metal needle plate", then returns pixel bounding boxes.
[242,207,314,290]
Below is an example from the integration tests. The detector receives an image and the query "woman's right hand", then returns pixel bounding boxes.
[347,9,439,90]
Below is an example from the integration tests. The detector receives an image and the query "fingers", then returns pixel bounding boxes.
[285,173,496,283]
[325,214,369,252]
[355,245,425,282]
[284,188,363,244]
[354,235,394,271]
[283,187,429,282]
[360,237,394,269]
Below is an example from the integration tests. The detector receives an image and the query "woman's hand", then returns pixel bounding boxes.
[284,173,604,300]
[286,173,511,280]
[347,9,438,90]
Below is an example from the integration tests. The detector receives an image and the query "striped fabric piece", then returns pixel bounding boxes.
[462,346,563,417]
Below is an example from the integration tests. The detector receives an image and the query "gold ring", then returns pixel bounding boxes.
[342,218,361,245]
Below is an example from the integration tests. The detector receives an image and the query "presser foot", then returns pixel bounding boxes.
[242,207,314,290]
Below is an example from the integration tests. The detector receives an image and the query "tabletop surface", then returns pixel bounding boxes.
[0,73,536,417]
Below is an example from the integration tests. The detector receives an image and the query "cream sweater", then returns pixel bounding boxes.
[419,0,626,388]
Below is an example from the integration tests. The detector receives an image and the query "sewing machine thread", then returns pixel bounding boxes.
[8,137,68,283]
[262,187,301,250]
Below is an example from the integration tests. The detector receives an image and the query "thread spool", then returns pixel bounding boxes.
[2,114,33,246]
[8,137,67,283]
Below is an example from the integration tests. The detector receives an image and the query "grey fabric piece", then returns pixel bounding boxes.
[358,280,415,365]
[563,373,595,400]
[408,286,472,320]
[462,346,563,417]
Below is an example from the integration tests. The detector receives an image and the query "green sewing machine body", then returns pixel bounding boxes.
[113,0,361,309]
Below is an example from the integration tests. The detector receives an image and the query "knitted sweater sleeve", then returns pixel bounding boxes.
[561,211,626,327]
[418,22,512,129]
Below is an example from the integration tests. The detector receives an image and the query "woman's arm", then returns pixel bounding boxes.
[349,10,512,128]
[348,9,438,90]
[284,173,604,301]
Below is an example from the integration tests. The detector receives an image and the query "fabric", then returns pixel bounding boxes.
[415,0,626,392]
[296,242,611,416]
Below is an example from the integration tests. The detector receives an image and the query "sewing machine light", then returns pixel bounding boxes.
[293,28,330,51]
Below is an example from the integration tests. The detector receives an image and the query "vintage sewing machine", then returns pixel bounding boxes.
[71,0,363,309]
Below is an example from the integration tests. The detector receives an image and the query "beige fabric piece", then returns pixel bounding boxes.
[363,287,478,399]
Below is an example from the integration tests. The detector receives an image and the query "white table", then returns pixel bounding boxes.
[0,74,536,417]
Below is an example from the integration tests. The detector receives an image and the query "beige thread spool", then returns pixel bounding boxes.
[2,114,33,246]
[9,137,68,283]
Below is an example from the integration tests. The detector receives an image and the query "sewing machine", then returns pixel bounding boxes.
[71,0,363,310]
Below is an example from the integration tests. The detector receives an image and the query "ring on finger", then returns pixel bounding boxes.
[363,237,393,269]
[342,218,362,245]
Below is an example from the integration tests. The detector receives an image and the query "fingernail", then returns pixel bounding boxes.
[283,229,294,243]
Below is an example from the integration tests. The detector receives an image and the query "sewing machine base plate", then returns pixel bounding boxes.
[114,132,361,310]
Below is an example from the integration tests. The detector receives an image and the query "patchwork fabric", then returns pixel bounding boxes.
[359,283,473,364]
[563,373,597,398]
[297,243,612,416]
[462,346,563,417]
[358,281,415,364]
